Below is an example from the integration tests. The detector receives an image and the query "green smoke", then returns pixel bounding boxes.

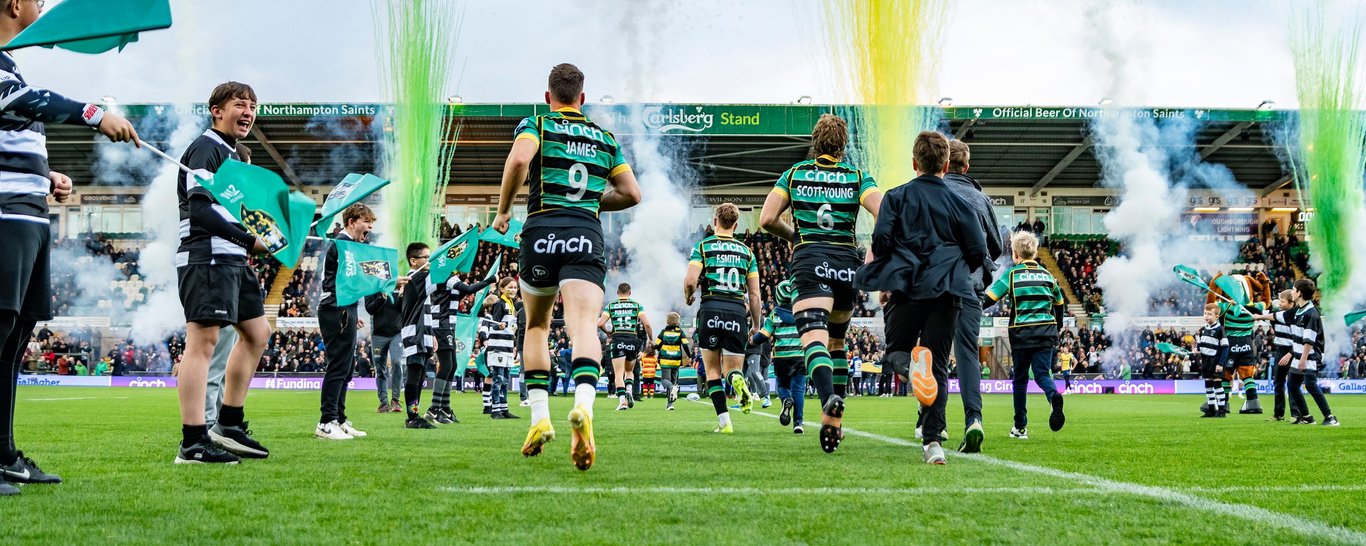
[373,0,461,257]
[1290,4,1365,313]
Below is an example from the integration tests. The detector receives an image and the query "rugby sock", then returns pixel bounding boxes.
[625,378,635,398]
[181,424,208,449]
[482,381,493,412]
[571,358,601,417]
[219,405,244,428]
[1221,381,1232,410]
[707,379,728,416]
[431,379,450,412]
[806,342,835,406]
[433,349,456,411]
[1204,380,1217,410]
[1213,383,1226,411]
[404,362,425,419]
[525,370,552,422]
[1244,378,1259,400]
[831,349,849,398]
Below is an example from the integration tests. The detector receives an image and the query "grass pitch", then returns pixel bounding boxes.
[4,387,1365,545]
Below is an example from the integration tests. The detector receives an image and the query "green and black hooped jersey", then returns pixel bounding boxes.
[603,298,645,338]
[760,311,803,360]
[515,108,632,220]
[772,154,878,247]
[1218,301,1265,338]
[985,260,1065,347]
[688,234,759,302]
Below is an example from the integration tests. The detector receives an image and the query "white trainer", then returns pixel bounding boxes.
[315,421,354,440]
[340,421,367,438]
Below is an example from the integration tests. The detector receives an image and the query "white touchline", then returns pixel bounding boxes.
[695,401,1366,546]
[444,485,1110,496]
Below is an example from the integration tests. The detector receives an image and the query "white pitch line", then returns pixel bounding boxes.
[701,401,1366,546]
[26,396,128,402]
[443,485,1108,496]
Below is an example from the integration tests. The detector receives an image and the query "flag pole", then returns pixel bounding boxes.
[136,139,193,174]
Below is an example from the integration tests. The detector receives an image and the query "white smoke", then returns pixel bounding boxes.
[597,0,697,325]
[1086,4,1252,372]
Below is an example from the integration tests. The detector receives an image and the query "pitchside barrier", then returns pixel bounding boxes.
[18,374,1366,394]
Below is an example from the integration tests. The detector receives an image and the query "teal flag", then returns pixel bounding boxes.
[1347,310,1366,328]
[333,240,398,307]
[198,159,315,268]
[428,229,481,284]
[1156,342,1191,357]
[479,218,523,248]
[1212,275,1249,306]
[3,0,171,53]
[454,265,499,376]
[315,173,389,236]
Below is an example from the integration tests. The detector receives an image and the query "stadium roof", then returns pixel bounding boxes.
[46,103,1293,195]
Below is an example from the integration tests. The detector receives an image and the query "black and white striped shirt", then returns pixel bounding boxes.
[1197,323,1228,366]
[176,129,253,266]
[480,298,517,356]
[1270,305,1296,351]
[1285,303,1323,371]
[0,52,104,223]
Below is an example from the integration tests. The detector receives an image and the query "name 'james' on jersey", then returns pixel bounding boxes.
[515,108,631,219]
[772,154,878,247]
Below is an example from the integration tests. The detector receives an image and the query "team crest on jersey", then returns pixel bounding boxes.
[239,204,287,253]
[360,260,392,280]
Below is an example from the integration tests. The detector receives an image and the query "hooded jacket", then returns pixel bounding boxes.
[856,174,987,301]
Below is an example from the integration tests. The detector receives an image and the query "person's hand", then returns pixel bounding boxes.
[491,212,511,234]
[684,292,695,306]
[1278,353,1291,367]
[396,276,409,290]
[1298,359,1306,371]
[880,291,891,306]
[253,238,269,254]
[749,326,761,340]
[1215,365,1223,374]
[48,171,72,203]
[357,319,366,329]
[97,111,140,146]
[864,246,875,264]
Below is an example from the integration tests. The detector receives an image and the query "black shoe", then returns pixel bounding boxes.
[0,482,17,496]
[1323,415,1340,427]
[406,417,437,429]
[174,441,241,465]
[482,406,492,415]
[793,421,804,434]
[501,411,522,420]
[1201,408,1218,418]
[209,423,270,459]
[1,452,62,484]
[1049,394,1066,432]
[627,394,636,409]
[819,395,845,454]
[442,409,460,424]
[490,412,506,420]
[779,398,793,427]
[1215,410,1228,418]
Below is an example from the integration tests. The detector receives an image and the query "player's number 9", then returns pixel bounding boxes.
[568,163,589,201]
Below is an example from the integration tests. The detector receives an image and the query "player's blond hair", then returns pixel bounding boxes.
[667,312,680,326]
[1010,231,1039,260]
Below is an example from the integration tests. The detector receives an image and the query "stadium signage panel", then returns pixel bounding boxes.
[987,195,1015,206]
[274,317,319,329]
[37,316,111,329]
[80,193,141,204]
[1182,213,1258,239]
[693,195,769,205]
[946,106,1284,123]
[957,379,1180,394]
[18,375,111,387]
[1186,191,1259,208]
[1051,196,1115,207]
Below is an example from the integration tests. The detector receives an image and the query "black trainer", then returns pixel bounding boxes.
[210,423,270,459]
[1049,394,1066,432]
[174,441,241,465]
[501,411,521,420]
[819,395,845,454]
[0,481,17,496]
[441,409,460,424]
[1,452,62,484]
[779,398,793,426]
[406,417,437,429]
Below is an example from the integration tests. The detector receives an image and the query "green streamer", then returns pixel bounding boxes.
[373,0,461,264]
[1290,4,1365,312]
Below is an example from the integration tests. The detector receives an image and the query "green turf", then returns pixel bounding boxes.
[3,387,1364,545]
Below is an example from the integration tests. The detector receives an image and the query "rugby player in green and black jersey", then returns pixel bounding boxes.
[685,203,763,434]
[599,284,652,411]
[492,63,641,471]
[759,115,882,453]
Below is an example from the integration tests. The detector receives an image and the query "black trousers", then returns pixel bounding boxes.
[319,304,358,424]
[1271,351,1298,419]
[885,294,959,446]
